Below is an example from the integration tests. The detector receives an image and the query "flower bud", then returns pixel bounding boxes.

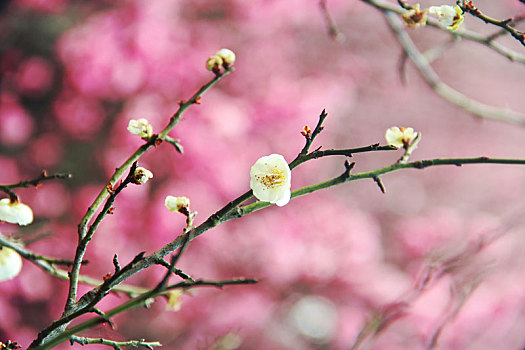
[0,198,33,226]
[216,48,236,65]
[206,55,224,72]
[132,167,153,184]
[165,196,191,213]
[127,118,153,139]
[0,247,22,282]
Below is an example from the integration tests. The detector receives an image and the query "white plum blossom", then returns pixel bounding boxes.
[127,118,153,139]
[216,48,236,65]
[0,247,22,282]
[428,5,464,31]
[165,196,190,213]
[133,167,153,184]
[0,198,34,226]
[385,126,418,148]
[250,154,291,207]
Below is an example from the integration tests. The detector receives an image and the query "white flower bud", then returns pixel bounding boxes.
[127,118,153,139]
[165,289,183,312]
[0,247,22,282]
[216,48,236,65]
[0,198,34,226]
[385,126,418,148]
[250,154,291,207]
[165,196,191,213]
[206,55,224,72]
[133,167,153,184]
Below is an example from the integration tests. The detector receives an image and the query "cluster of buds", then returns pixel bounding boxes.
[206,48,236,74]
[401,3,464,31]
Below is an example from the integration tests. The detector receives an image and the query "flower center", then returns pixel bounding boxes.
[256,168,286,189]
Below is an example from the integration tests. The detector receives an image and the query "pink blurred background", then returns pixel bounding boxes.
[1,0,525,349]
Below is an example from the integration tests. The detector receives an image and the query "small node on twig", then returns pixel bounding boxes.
[103,317,116,330]
[164,136,184,154]
[342,160,355,179]
[153,136,163,147]
[91,307,105,316]
[113,254,121,273]
[106,183,115,194]
[372,176,386,194]
[194,97,201,104]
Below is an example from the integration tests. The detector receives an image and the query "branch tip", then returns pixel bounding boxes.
[372,175,386,193]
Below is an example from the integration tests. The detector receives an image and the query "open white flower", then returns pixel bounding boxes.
[133,167,153,184]
[385,126,418,148]
[0,247,22,282]
[127,118,153,139]
[429,5,464,31]
[165,196,190,213]
[0,198,33,226]
[250,154,291,207]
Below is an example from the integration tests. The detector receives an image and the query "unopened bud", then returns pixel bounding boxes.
[132,167,153,184]
[216,48,236,65]
[165,196,190,214]
[206,55,224,72]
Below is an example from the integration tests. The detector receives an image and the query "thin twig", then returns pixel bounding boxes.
[0,171,72,191]
[361,0,525,65]
[485,15,525,42]
[40,69,234,348]
[35,278,257,350]
[383,10,525,125]
[0,233,148,296]
[70,336,161,349]
[0,172,72,200]
[0,234,86,267]
[459,1,525,46]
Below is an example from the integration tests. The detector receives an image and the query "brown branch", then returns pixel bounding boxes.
[459,1,525,46]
